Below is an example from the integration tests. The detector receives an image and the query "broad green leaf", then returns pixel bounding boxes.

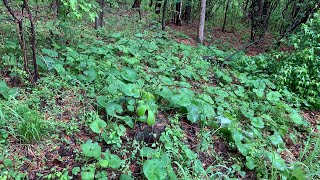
[120,67,138,82]
[42,56,56,70]
[81,171,95,180]
[0,80,9,93]
[111,32,122,39]
[99,160,109,168]
[253,89,264,98]
[186,104,200,123]
[3,159,13,167]
[245,156,255,170]
[253,80,266,90]
[120,174,134,180]
[121,84,140,97]
[235,141,248,156]
[83,69,97,82]
[89,118,107,134]
[269,132,283,146]
[182,145,197,160]
[42,48,58,58]
[290,166,306,180]
[123,116,134,128]
[216,116,231,127]
[143,159,167,180]
[72,167,80,175]
[289,112,305,125]
[201,103,216,119]
[194,159,205,175]
[108,154,123,169]
[232,129,246,154]
[96,96,108,108]
[241,108,254,119]
[170,94,191,107]
[198,94,215,104]
[268,152,287,171]
[147,110,156,126]
[81,140,101,158]
[156,86,173,99]
[54,64,65,75]
[234,86,245,97]
[251,117,264,129]
[106,102,123,117]
[266,91,282,102]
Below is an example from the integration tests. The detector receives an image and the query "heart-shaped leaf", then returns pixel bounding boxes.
[106,102,123,117]
[289,112,305,125]
[266,91,282,102]
[108,154,123,169]
[81,140,101,158]
[186,104,200,123]
[245,156,256,170]
[251,117,264,128]
[89,118,107,134]
[96,96,108,108]
[143,159,167,180]
[42,48,58,58]
[216,116,231,127]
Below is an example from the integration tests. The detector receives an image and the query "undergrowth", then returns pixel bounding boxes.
[0,8,319,180]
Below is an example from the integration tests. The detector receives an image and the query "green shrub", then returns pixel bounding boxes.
[274,12,320,108]
[233,12,320,109]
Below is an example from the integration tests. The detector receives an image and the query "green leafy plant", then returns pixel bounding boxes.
[143,154,176,180]
[15,105,49,143]
[0,80,18,99]
[81,140,102,158]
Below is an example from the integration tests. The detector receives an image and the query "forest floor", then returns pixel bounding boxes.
[0,8,319,180]
[168,22,293,56]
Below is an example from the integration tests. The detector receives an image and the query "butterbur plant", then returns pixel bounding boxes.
[80,140,124,179]
[143,154,177,180]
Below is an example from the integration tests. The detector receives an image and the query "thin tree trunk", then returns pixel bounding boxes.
[155,0,162,14]
[132,0,141,8]
[250,0,256,41]
[24,0,39,82]
[198,0,207,44]
[162,0,168,30]
[18,20,29,75]
[95,0,105,29]
[183,1,192,23]
[222,0,231,32]
[3,0,28,74]
[175,1,182,25]
[52,0,60,18]
[2,0,35,81]
[99,0,105,27]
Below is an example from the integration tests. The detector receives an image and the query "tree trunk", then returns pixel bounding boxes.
[250,0,274,41]
[132,0,141,8]
[155,0,162,14]
[52,0,60,18]
[24,0,39,82]
[162,0,168,30]
[183,1,192,23]
[198,0,206,44]
[222,0,231,32]
[3,0,39,82]
[95,0,105,29]
[175,1,182,25]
